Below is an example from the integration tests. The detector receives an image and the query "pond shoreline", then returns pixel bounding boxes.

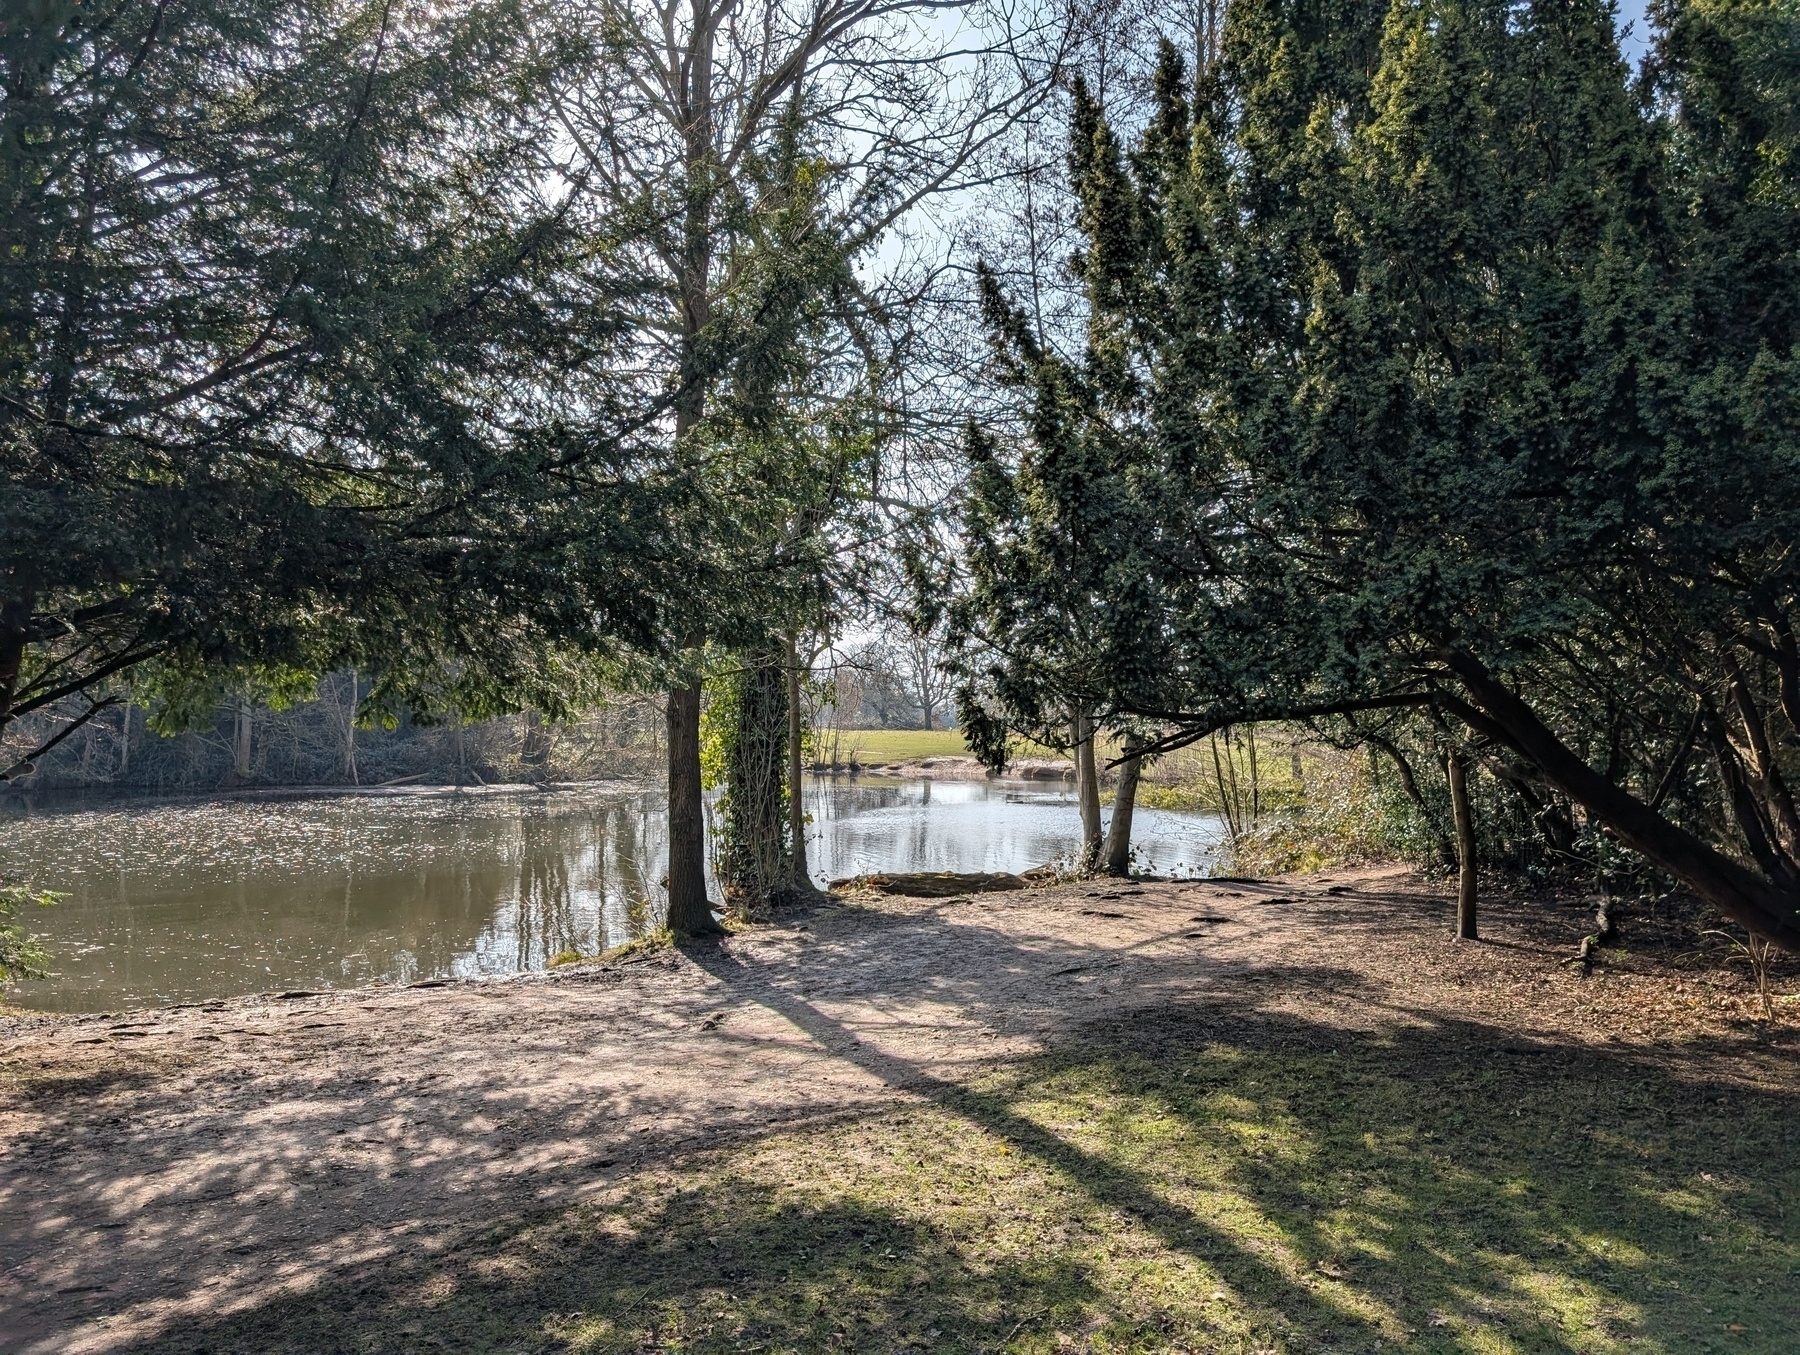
[5,776,1227,1013]
[820,755,1073,781]
[0,776,649,811]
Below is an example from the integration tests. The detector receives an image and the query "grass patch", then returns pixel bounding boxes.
[1126,782,1216,813]
[825,728,973,762]
[543,927,675,968]
[155,1002,1799,1353]
[822,729,1090,764]
[600,926,674,962]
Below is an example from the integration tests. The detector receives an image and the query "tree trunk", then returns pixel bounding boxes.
[1442,651,1800,952]
[1073,709,1103,870]
[719,648,790,912]
[0,601,30,742]
[658,15,718,932]
[344,672,358,786]
[234,699,252,778]
[786,635,817,894]
[1102,734,1145,877]
[665,682,718,934]
[1446,748,1477,940]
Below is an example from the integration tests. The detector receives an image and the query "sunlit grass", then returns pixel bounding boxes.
[158,1003,1800,1353]
[822,728,973,762]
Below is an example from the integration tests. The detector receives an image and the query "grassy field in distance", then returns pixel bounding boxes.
[825,729,972,761]
[821,729,1089,763]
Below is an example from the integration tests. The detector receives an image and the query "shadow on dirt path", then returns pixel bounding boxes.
[3,868,1796,1352]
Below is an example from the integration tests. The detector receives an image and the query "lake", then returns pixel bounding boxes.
[1,777,1226,1012]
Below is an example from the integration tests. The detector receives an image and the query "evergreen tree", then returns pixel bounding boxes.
[0,0,708,774]
[945,52,1196,873]
[962,0,1800,948]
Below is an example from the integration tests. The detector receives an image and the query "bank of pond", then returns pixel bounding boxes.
[2,778,1227,1012]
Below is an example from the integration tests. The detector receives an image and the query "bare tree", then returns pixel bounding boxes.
[900,629,952,731]
[544,0,1060,929]
[1072,707,1102,868]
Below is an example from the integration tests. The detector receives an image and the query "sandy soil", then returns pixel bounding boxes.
[1,867,1793,1352]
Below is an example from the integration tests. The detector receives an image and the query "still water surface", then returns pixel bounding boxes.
[3,777,1225,1012]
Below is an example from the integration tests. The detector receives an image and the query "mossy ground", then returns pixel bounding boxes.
[161,1000,1797,1354]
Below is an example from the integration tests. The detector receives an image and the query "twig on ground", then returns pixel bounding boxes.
[984,1308,1044,1355]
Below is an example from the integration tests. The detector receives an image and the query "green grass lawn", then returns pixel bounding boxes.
[822,728,973,762]
[816,729,1085,763]
[162,1002,1798,1353]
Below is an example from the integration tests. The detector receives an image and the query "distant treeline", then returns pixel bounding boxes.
[820,637,956,733]
[7,648,955,792]
[2,674,664,793]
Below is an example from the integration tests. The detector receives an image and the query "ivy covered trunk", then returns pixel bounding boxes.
[715,644,794,915]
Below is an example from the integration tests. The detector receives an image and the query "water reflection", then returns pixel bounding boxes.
[1,778,1224,1012]
[805,775,1224,881]
[2,789,670,1012]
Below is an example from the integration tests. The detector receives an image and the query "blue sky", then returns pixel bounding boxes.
[1616,0,1654,65]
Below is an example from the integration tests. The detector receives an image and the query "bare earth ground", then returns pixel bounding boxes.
[2,868,1796,1354]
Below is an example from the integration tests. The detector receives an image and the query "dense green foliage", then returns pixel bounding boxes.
[0,0,865,780]
[0,0,693,748]
[0,877,55,989]
[954,0,1800,946]
[12,0,1799,949]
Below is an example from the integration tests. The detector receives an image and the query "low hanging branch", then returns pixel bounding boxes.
[1440,653,1800,953]
[1106,691,1436,767]
[0,696,121,782]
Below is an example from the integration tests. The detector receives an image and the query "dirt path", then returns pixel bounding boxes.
[2,868,1792,1352]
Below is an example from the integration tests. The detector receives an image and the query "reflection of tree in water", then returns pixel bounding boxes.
[605,803,643,946]
[18,783,1220,1010]
[504,795,670,962]
[11,789,682,1009]
[605,796,674,942]
[512,814,580,967]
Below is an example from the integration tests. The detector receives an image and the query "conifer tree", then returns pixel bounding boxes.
[0,0,706,775]
[961,0,1800,948]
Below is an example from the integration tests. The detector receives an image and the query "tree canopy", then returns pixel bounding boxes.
[1,0,726,768]
[953,0,1800,948]
[10,0,1800,952]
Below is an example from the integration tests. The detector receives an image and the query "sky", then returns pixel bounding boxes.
[1615,0,1654,65]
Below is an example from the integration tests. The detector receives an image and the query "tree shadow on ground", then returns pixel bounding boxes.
[145,971,1799,1355]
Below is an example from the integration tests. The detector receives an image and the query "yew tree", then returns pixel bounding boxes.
[958,0,1800,948]
[0,0,719,776]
